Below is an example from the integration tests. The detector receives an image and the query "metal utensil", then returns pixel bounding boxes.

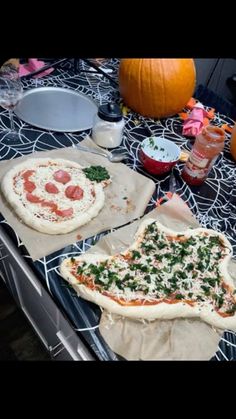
[75,143,128,162]
[139,115,156,137]
[169,169,177,193]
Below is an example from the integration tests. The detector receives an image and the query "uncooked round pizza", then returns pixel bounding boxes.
[1,158,110,234]
[60,219,236,330]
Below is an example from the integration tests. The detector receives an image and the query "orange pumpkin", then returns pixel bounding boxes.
[119,59,196,118]
[230,123,236,161]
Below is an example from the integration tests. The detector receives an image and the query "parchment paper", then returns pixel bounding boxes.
[0,137,155,260]
[83,194,235,360]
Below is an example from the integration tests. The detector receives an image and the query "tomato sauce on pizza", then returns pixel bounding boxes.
[61,220,236,328]
[1,158,107,234]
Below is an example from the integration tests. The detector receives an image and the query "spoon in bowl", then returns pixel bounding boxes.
[139,115,156,137]
[75,143,129,162]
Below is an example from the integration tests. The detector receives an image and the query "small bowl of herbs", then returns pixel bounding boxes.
[139,137,181,175]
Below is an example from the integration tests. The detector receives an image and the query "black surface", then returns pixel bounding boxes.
[195,84,236,120]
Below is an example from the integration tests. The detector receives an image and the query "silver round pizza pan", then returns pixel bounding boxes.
[14,87,98,132]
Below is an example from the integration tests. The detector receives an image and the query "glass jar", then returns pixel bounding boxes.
[92,103,124,148]
[181,125,225,186]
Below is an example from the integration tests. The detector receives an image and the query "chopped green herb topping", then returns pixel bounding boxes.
[131,250,142,260]
[149,137,155,147]
[83,165,110,182]
[71,220,234,317]
[175,294,184,300]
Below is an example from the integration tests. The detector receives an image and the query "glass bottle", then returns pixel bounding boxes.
[181,125,225,186]
[92,103,124,148]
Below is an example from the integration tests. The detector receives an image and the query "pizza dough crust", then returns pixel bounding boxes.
[60,219,236,330]
[1,158,105,234]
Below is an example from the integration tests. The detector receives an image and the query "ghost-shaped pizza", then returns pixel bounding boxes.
[1,158,110,234]
[60,219,236,330]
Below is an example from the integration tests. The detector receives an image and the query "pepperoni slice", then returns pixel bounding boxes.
[53,170,71,184]
[22,170,35,179]
[45,182,59,194]
[26,192,73,218]
[26,193,42,203]
[65,185,84,200]
[26,193,56,210]
[55,207,74,217]
[41,201,57,211]
[22,170,36,193]
[25,181,36,193]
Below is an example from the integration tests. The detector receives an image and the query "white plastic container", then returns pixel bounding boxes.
[92,103,124,148]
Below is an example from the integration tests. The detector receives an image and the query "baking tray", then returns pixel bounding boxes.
[14,87,98,132]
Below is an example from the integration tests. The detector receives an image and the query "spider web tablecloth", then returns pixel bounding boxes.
[0,58,236,360]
